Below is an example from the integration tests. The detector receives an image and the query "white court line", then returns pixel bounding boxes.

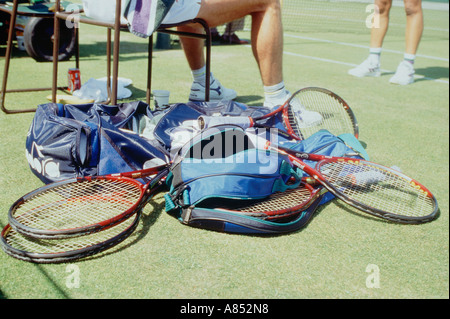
[284,13,449,33]
[284,34,449,62]
[243,45,449,84]
[281,50,449,84]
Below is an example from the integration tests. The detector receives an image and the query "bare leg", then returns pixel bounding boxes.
[370,0,392,48]
[404,0,423,55]
[178,0,284,86]
[177,24,206,71]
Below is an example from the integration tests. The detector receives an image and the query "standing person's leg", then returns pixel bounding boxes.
[390,0,423,84]
[370,0,393,49]
[348,0,392,77]
[404,0,423,56]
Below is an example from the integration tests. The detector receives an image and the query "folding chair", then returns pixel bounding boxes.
[0,0,80,114]
[52,0,211,107]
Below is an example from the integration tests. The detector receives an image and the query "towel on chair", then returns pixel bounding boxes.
[124,0,176,38]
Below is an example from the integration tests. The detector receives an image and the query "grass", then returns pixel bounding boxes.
[0,2,448,300]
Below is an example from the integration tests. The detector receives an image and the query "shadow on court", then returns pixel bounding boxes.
[415,66,449,82]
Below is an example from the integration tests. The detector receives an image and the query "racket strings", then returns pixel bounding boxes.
[2,213,137,256]
[217,186,314,220]
[287,107,301,137]
[295,91,356,138]
[12,178,142,232]
[319,161,435,218]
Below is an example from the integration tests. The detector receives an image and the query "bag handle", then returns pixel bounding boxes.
[271,161,302,193]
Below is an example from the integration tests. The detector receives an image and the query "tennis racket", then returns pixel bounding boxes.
[209,179,326,221]
[198,87,358,140]
[287,87,359,139]
[1,211,141,264]
[182,185,328,234]
[7,164,170,239]
[248,133,438,224]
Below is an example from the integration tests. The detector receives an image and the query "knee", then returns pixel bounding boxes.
[255,0,282,13]
[375,0,392,15]
[404,0,422,16]
[268,0,282,11]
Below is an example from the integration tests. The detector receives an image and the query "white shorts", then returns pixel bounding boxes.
[162,0,202,25]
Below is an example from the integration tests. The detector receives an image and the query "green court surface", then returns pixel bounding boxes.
[0,0,448,299]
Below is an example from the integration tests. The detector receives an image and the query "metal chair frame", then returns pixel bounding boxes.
[52,0,211,107]
[0,0,211,114]
[0,0,79,114]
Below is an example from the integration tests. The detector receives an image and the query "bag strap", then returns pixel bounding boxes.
[338,133,370,160]
[164,184,324,234]
[174,192,323,234]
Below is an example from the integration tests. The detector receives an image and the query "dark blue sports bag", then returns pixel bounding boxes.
[26,101,168,184]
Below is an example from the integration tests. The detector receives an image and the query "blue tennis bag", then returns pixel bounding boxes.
[164,125,369,234]
[26,101,168,184]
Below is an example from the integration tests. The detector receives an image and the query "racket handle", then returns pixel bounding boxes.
[198,116,253,130]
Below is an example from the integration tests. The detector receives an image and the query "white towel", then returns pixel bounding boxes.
[73,77,133,103]
[124,0,176,38]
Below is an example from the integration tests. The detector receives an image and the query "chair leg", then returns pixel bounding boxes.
[110,0,122,106]
[193,18,211,102]
[204,23,211,102]
[104,28,112,105]
[52,5,60,104]
[147,34,153,105]
[1,0,36,114]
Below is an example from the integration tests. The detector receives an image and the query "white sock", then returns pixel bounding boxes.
[192,65,207,83]
[368,47,382,65]
[264,81,289,105]
[192,66,216,87]
[404,53,416,65]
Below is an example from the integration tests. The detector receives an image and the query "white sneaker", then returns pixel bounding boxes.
[189,78,237,101]
[348,58,381,78]
[389,61,415,85]
[264,94,323,128]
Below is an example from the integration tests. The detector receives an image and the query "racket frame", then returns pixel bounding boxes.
[287,87,359,140]
[8,165,169,239]
[1,211,141,264]
[253,87,359,140]
[259,139,438,224]
[212,179,325,221]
